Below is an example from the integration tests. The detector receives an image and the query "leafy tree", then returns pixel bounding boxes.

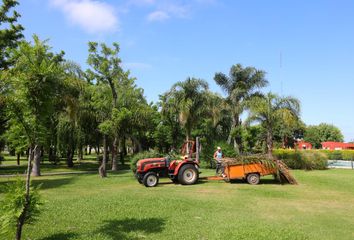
[241,124,264,153]
[193,92,231,161]
[0,0,24,152]
[0,73,9,151]
[3,119,28,165]
[166,77,209,145]
[55,61,89,166]
[0,0,24,70]
[6,35,65,176]
[158,93,183,149]
[304,123,344,148]
[273,116,305,149]
[87,42,126,175]
[247,92,300,157]
[214,64,268,153]
[90,83,112,177]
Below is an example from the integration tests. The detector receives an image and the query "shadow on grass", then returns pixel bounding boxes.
[0,176,77,193]
[229,178,279,185]
[31,177,77,190]
[40,232,78,240]
[95,218,165,240]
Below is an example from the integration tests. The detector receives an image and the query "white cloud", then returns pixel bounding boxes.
[164,3,189,18]
[50,0,119,34]
[147,10,170,22]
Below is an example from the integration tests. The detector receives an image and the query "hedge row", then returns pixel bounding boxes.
[273,149,327,170]
[274,149,354,161]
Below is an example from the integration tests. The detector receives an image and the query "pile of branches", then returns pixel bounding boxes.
[276,160,298,185]
[221,154,298,185]
[222,154,276,168]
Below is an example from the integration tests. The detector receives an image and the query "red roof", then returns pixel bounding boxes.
[321,142,354,149]
[297,141,312,150]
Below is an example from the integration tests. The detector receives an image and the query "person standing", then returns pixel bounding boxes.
[213,147,225,176]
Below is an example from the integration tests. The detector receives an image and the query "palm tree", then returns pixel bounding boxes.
[246,92,300,158]
[204,92,231,139]
[214,64,268,153]
[167,77,209,145]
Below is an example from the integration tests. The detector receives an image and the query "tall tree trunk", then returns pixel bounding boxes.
[67,147,74,167]
[111,136,118,171]
[120,136,126,165]
[40,146,44,164]
[122,135,127,156]
[228,114,241,154]
[16,146,33,240]
[77,146,83,161]
[17,153,20,166]
[49,146,53,163]
[53,147,58,165]
[131,136,142,153]
[31,145,41,177]
[267,128,273,158]
[99,135,108,177]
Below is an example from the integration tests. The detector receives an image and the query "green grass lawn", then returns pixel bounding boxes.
[1,169,354,240]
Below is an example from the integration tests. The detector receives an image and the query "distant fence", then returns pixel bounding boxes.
[328,160,354,169]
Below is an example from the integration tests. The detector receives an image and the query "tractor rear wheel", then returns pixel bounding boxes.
[246,173,260,185]
[143,172,159,187]
[178,165,198,185]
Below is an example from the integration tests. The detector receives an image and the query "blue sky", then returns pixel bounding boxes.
[17,0,354,141]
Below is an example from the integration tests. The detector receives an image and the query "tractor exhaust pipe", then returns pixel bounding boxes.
[196,137,200,164]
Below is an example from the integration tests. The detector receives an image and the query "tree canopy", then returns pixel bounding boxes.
[304,123,344,148]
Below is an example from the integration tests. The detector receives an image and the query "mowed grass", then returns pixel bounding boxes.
[1,169,354,240]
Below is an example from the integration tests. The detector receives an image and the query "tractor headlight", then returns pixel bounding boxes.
[136,162,141,168]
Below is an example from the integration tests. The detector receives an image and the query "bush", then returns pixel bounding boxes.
[0,178,42,239]
[0,154,4,165]
[314,150,354,160]
[327,150,342,160]
[130,150,164,172]
[273,149,327,170]
[341,150,354,160]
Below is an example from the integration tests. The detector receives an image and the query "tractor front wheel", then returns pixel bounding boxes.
[178,165,198,185]
[143,172,159,187]
[246,173,260,185]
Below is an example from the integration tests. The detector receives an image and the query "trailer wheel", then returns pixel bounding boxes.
[143,172,159,187]
[178,165,198,185]
[247,173,260,185]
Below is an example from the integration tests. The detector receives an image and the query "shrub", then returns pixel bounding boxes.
[130,150,164,172]
[0,178,42,239]
[273,149,327,170]
[315,150,354,160]
[341,150,354,160]
[327,151,342,160]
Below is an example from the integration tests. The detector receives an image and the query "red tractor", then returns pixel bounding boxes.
[135,138,201,187]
